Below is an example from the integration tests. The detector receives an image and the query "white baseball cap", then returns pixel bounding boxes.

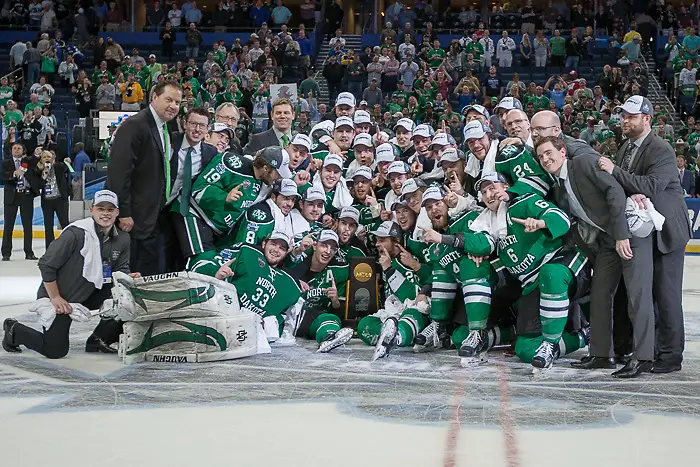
[494,96,523,111]
[278,148,293,179]
[394,118,415,132]
[318,229,340,246]
[625,197,664,237]
[352,166,373,180]
[387,161,409,175]
[301,186,326,202]
[412,124,435,139]
[272,178,300,198]
[438,147,461,166]
[353,110,372,125]
[338,206,360,225]
[429,132,450,149]
[421,186,445,206]
[375,143,396,164]
[373,221,403,239]
[291,133,311,151]
[353,133,374,148]
[474,172,507,192]
[267,229,292,248]
[335,116,355,129]
[311,120,335,138]
[401,178,426,196]
[323,153,344,169]
[615,95,653,116]
[211,122,235,139]
[94,189,119,207]
[336,92,356,108]
[463,120,488,140]
[462,104,491,119]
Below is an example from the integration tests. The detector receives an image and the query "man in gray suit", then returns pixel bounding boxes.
[535,136,655,378]
[243,98,294,155]
[598,96,691,374]
[530,110,603,159]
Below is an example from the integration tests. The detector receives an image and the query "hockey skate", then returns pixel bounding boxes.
[531,340,560,375]
[371,317,399,362]
[317,327,354,353]
[413,321,440,352]
[459,329,488,367]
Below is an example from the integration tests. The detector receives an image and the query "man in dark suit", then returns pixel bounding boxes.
[530,110,605,160]
[214,102,244,155]
[243,97,294,155]
[535,136,655,378]
[677,156,695,197]
[107,81,183,276]
[598,96,692,374]
[161,107,220,272]
[2,142,37,261]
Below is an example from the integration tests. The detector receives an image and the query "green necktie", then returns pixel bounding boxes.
[281,134,289,148]
[180,147,193,216]
[163,123,172,198]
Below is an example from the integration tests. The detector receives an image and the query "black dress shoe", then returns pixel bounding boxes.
[1,256,9,261]
[25,254,38,260]
[650,360,682,374]
[2,319,22,353]
[615,353,633,366]
[611,359,652,379]
[571,356,616,369]
[85,334,118,354]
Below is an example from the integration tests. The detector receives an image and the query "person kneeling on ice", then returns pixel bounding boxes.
[2,190,138,358]
[287,229,353,353]
[188,230,303,339]
[356,221,431,361]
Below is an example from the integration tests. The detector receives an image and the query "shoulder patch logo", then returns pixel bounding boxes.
[224,154,242,169]
[258,257,266,268]
[251,209,266,221]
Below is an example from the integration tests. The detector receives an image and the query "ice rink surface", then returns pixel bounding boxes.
[1,241,699,467]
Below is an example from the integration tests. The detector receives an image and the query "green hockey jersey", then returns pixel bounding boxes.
[191,152,263,235]
[231,200,279,246]
[290,254,350,310]
[188,243,302,317]
[498,193,570,292]
[496,144,552,198]
[383,257,421,302]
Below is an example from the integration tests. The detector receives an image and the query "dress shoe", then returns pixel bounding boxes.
[611,359,652,379]
[1,256,9,261]
[571,356,616,369]
[85,334,118,354]
[2,319,22,353]
[25,254,38,260]
[650,360,682,374]
[615,353,633,366]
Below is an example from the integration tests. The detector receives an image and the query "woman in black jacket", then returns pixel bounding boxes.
[160,22,176,61]
[31,150,70,250]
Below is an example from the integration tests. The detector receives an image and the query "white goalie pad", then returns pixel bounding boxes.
[118,315,260,364]
[110,271,241,322]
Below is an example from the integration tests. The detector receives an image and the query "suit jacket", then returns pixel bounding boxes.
[29,160,70,200]
[558,152,630,254]
[680,169,695,197]
[612,134,692,254]
[563,134,602,160]
[243,128,281,155]
[2,156,34,205]
[168,133,218,203]
[107,107,170,240]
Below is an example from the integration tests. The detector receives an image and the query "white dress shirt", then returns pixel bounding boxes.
[149,105,169,160]
[167,140,202,204]
[559,161,602,232]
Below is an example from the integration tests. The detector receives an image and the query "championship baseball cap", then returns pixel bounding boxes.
[272,178,300,198]
[615,95,653,117]
[625,197,663,238]
[401,178,426,196]
[429,133,450,149]
[353,110,372,125]
[336,92,356,108]
[318,229,340,246]
[323,153,344,169]
[494,96,523,112]
[359,100,368,106]
[412,124,435,139]
[311,120,335,138]
[338,206,360,225]
[463,120,488,140]
[353,133,373,148]
[475,172,507,192]
[335,116,355,129]
[373,221,403,239]
[421,186,445,206]
[267,229,292,248]
[462,104,491,119]
[149,54,156,59]
[387,161,409,175]
[375,143,396,164]
[301,186,326,202]
[291,133,312,151]
[259,147,293,179]
[394,118,415,132]
[438,147,461,166]
[94,189,119,207]
[352,166,373,181]
[210,122,235,139]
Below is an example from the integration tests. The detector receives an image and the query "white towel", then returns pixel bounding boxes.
[412,207,433,241]
[266,199,293,235]
[625,197,666,237]
[469,201,509,239]
[465,141,497,178]
[312,172,353,210]
[288,209,311,240]
[29,297,94,330]
[67,217,104,289]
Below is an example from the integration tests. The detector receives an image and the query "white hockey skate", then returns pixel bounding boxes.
[412,321,440,353]
[531,340,560,375]
[371,317,399,362]
[459,329,488,367]
[317,327,354,353]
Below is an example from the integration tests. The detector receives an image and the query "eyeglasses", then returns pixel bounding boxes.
[216,115,237,123]
[531,125,557,132]
[187,122,209,129]
[506,118,528,127]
